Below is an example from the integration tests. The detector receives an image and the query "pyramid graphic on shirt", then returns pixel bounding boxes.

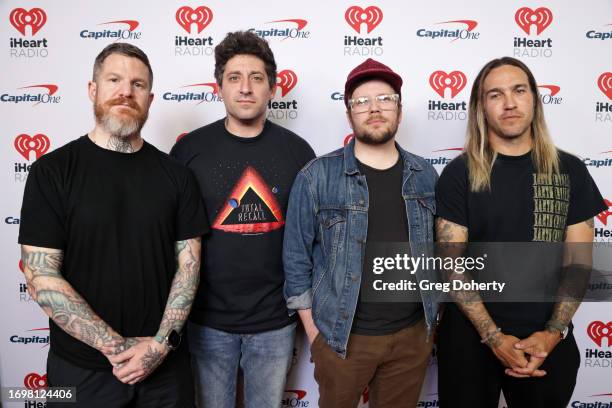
[212,166,284,234]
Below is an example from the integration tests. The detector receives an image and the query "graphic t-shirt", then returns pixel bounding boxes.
[352,157,424,335]
[171,119,315,333]
[18,136,209,369]
[436,151,606,335]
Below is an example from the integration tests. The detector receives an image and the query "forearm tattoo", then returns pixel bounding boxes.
[436,218,497,338]
[21,247,122,351]
[157,238,201,338]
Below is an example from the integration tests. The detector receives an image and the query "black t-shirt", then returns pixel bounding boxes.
[18,136,209,369]
[170,119,315,333]
[436,151,606,335]
[351,157,424,335]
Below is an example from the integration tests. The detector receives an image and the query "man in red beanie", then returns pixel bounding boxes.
[283,58,440,407]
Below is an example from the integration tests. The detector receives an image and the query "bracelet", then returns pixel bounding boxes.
[480,327,501,345]
[545,320,568,339]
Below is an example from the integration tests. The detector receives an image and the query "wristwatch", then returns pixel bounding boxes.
[545,320,568,340]
[158,329,181,350]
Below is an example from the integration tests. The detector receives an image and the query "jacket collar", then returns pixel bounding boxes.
[343,137,423,175]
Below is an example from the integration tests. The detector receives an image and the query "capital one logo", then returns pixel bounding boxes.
[587,321,612,347]
[429,71,467,98]
[345,6,383,34]
[343,133,354,146]
[9,8,47,36]
[24,372,47,390]
[596,199,612,225]
[175,6,213,34]
[14,134,50,160]
[538,85,560,96]
[276,70,298,97]
[283,389,308,406]
[598,72,612,100]
[515,7,553,35]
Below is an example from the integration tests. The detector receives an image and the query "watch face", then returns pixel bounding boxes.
[168,330,181,348]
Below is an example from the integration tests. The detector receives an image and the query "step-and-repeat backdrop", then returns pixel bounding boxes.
[1,1,611,407]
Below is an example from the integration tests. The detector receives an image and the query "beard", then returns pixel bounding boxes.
[488,121,532,140]
[93,96,148,138]
[351,114,399,145]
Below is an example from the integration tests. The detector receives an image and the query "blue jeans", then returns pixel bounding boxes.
[188,321,296,408]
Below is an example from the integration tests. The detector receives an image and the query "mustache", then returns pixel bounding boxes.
[366,114,386,123]
[105,97,140,111]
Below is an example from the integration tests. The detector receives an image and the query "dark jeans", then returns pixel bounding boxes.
[312,318,432,408]
[46,348,194,408]
[437,306,580,408]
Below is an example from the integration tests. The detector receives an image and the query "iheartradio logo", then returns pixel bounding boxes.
[14,134,50,161]
[24,372,47,390]
[276,70,298,97]
[10,8,47,36]
[596,199,612,226]
[587,321,612,347]
[598,72,612,100]
[176,6,213,34]
[515,7,553,35]
[429,71,467,98]
[345,6,383,34]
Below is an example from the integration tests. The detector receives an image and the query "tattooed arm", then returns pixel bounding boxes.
[109,237,202,384]
[20,245,124,354]
[436,218,533,375]
[550,218,595,328]
[513,218,594,376]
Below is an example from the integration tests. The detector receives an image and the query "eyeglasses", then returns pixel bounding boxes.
[348,93,400,113]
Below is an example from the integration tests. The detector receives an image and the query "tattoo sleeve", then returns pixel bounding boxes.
[548,219,595,331]
[155,237,201,341]
[436,218,499,342]
[20,245,123,351]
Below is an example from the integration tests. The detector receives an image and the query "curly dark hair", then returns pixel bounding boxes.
[214,31,277,89]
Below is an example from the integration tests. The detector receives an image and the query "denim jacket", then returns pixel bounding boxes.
[283,138,440,358]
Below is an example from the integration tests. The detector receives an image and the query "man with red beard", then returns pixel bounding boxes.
[18,43,208,407]
[284,59,439,407]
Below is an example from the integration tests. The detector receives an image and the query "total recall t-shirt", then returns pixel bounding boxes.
[171,119,315,333]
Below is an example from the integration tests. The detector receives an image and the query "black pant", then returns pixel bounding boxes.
[46,349,194,408]
[437,305,580,408]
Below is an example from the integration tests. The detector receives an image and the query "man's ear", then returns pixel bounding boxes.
[88,81,97,103]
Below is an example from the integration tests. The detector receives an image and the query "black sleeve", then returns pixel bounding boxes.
[175,169,210,240]
[169,138,187,164]
[567,158,607,225]
[18,160,66,249]
[286,134,316,169]
[435,157,469,227]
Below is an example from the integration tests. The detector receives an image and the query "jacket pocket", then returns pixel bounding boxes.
[313,211,346,317]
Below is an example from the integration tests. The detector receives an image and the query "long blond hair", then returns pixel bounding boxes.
[465,57,559,192]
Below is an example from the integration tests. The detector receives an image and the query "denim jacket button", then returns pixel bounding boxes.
[351,275,358,282]
[358,199,364,205]
[342,314,349,319]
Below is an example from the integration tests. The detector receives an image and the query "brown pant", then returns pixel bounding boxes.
[311,318,432,408]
